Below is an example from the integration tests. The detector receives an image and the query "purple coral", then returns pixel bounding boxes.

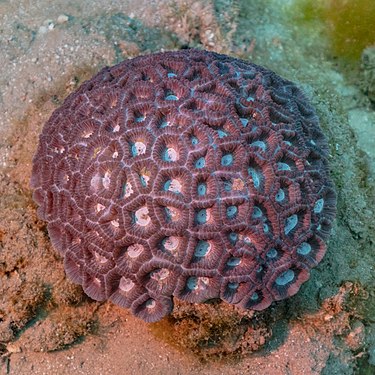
[31,49,336,322]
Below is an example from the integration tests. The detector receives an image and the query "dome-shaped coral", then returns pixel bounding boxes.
[31,49,336,322]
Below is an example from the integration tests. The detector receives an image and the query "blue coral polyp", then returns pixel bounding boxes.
[31,49,336,322]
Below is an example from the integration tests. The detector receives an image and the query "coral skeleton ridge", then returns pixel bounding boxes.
[31,49,336,322]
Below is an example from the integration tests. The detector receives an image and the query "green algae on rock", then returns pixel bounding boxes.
[295,0,375,61]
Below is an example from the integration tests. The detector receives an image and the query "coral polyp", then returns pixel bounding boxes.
[31,49,336,322]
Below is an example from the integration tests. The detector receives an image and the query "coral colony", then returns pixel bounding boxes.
[31,49,336,322]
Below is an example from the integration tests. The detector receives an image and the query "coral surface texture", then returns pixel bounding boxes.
[31,49,337,322]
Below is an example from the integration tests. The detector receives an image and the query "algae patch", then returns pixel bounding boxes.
[294,0,375,61]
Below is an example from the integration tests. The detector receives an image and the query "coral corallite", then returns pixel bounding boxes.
[31,49,337,322]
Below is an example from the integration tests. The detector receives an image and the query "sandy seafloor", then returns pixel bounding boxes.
[0,0,374,374]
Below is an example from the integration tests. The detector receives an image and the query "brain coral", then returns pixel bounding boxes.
[31,49,337,322]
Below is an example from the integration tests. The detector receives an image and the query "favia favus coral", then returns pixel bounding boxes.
[31,49,337,322]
